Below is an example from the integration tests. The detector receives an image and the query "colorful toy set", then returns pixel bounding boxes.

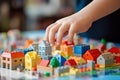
[0,30,120,79]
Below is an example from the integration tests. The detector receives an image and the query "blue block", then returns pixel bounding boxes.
[74,44,90,55]
[55,54,66,66]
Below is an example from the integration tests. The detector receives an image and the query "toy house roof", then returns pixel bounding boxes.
[38,59,50,67]
[88,49,101,58]
[1,52,24,59]
[108,47,120,54]
[25,51,38,60]
[64,59,77,67]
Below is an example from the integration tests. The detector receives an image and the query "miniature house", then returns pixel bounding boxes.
[97,53,114,67]
[1,51,24,70]
[60,40,74,57]
[64,59,77,67]
[37,59,54,75]
[25,51,41,71]
[83,49,101,62]
[55,53,66,66]
[38,40,52,60]
[74,44,90,56]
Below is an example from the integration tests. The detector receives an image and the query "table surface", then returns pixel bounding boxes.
[1,66,120,80]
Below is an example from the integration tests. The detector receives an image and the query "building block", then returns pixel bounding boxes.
[106,42,115,49]
[50,57,60,68]
[74,44,90,56]
[53,50,65,58]
[25,51,41,71]
[108,47,120,54]
[69,56,86,65]
[54,66,70,77]
[64,59,77,67]
[114,56,120,63]
[24,39,33,48]
[53,44,60,51]
[38,40,52,60]
[97,43,106,52]
[44,72,50,77]
[60,40,74,57]
[69,67,79,75]
[1,51,24,70]
[83,49,101,62]
[37,66,54,75]
[97,53,114,68]
[100,38,106,45]
[31,42,39,53]
[55,53,66,66]
[83,37,89,44]
[38,59,50,67]
[87,60,95,70]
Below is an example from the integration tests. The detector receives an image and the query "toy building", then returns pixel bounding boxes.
[64,59,77,67]
[60,40,74,57]
[83,49,101,62]
[97,53,114,68]
[87,60,95,70]
[38,40,52,60]
[1,51,24,70]
[74,44,90,56]
[25,51,41,71]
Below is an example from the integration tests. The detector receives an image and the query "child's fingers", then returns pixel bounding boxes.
[44,23,56,42]
[57,23,69,45]
[49,23,61,45]
[68,24,76,43]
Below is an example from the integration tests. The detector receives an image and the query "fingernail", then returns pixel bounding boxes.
[50,44,53,46]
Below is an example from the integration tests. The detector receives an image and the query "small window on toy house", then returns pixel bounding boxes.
[7,58,10,61]
[86,54,89,56]
[39,47,41,50]
[3,57,6,60]
[14,60,17,62]
[42,47,45,50]
[20,59,22,62]
[100,58,102,60]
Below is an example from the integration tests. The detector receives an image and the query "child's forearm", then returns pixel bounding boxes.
[77,0,120,22]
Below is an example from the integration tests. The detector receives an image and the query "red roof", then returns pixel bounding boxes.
[38,59,50,67]
[83,49,101,62]
[1,52,24,59]
[89,49,101,58]
[108,47,120,54]
[61,40,74,46]
[115,56,120,63]
[64,59,77,67]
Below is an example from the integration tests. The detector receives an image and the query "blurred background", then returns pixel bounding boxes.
[0,0,76,32]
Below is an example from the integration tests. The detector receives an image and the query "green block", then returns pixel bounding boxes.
[50,57,60,68]
[100,38,106,45]
[44,72,50,77]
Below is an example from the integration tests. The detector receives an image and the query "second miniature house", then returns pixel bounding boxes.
[38,40,52,60]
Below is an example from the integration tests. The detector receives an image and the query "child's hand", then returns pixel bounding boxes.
[45,12,93,45]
